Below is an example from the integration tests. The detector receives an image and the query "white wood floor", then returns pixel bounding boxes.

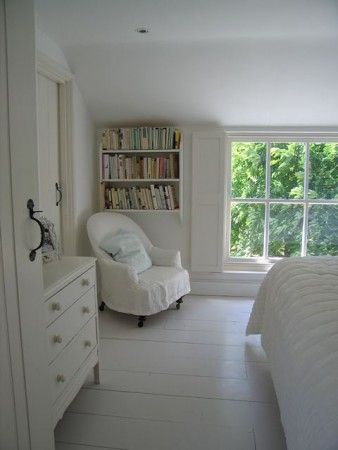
[55,295,287,450]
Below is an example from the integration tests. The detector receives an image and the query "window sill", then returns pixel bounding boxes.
[190,269,267,283]
[190,269,266,296]
[223,261,273,273]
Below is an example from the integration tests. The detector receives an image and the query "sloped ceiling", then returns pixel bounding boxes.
[35,0,338,126]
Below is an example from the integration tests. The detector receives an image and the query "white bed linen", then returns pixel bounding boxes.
[247,257,338,450]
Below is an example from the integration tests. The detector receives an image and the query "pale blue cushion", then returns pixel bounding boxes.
[99,230,152,274]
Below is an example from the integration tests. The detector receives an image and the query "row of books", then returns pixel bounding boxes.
[102,154,179,180]
[101,127,181,150]
[104,185,178,211]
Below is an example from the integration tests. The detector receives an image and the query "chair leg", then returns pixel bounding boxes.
[99,301,105,311]
[138,316,146,327]
[176,297,183,310]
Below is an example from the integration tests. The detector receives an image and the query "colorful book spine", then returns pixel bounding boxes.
[104,185,178,210]
[101,127,181,150]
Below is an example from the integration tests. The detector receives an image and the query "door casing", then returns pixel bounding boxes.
[0,0,55,448]
[37,51,76,256]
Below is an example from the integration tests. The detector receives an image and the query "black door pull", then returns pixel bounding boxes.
[27,199,45,261]
[55,182,62,206]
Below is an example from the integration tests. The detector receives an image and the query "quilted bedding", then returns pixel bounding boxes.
[246,257,338,450]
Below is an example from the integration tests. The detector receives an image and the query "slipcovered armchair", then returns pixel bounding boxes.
[87,212,190,327]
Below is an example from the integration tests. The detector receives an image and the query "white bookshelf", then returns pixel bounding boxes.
[98,127,183,220]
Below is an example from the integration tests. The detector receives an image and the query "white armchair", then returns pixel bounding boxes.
[87,212,190,326]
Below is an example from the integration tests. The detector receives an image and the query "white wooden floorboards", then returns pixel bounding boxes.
[55,295,286,450]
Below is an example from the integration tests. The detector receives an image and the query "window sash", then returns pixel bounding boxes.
[225,136,338,263]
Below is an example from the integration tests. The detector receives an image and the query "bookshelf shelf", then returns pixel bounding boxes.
[102,178,180,183]
[98,127,183,220]
[103,209,180,213]
[101,149,180,154]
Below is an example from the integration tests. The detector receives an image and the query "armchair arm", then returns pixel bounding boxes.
[148,246,182,268]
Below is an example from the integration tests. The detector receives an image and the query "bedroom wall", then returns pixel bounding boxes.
[73,81,96,256]
[36,30,96,256]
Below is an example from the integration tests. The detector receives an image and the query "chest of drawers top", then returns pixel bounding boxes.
[43,256,96,301]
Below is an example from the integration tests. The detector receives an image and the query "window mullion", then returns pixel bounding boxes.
[263,141,271,259]
[301,142,310,256]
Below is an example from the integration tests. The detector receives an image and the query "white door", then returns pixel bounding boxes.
[0,0,54,448]
[37,72,62,242]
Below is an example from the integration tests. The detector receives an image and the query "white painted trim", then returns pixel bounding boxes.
[3,0,54,447]
[37,52,76,255]
[36,50,72,83]
[191,131,226,272]
[190,271,266,297]
[226,131,338,139]
[0,2,32,446]
[59,79,76,254]
[224,133,338,265]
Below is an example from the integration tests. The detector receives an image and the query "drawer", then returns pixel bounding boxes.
[46,287,96,363]
[44,267,96,326]
[50,316,97,403]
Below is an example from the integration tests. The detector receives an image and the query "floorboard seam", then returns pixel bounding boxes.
[98,368,248,381]
[83,385,276,404]
[55,440,127,450]
[64,410,255,431]
[100,336,261,348]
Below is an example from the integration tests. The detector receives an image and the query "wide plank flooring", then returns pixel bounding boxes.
[55,295,287,450]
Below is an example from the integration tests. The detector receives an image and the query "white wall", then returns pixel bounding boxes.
[73,82,96,255]
[36,29,96,256]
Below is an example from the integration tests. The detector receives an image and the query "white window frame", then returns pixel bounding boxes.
[224,132,338,270]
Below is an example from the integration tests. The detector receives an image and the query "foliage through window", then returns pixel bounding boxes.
[229,141,338,259]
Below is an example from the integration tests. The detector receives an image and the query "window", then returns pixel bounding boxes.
[226,139,338,262]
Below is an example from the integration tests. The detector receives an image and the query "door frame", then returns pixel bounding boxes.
[37,51,76,255]
[1,0,54,448]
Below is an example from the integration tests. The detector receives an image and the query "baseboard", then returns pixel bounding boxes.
[190,271,266,297]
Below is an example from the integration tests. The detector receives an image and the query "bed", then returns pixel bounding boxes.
[246,257,338,450]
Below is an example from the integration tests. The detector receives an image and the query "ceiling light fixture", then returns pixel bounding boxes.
[136,27,149,34]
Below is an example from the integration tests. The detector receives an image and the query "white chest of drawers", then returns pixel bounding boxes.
[43,256,100,426]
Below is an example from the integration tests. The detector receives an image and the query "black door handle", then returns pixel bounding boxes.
[27,199,45,261]
[55,182,62,206]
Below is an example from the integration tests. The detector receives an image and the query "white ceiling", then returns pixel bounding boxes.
[35,0,338,126]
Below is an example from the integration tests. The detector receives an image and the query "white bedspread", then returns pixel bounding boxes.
[246,257,338,450]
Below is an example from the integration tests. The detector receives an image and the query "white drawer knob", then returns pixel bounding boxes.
[82,306,90,314]
[51,302,61,311]
[56,374,66,383]
[84,340,92,347]
[81,278,90,286]
[53,335,62,344]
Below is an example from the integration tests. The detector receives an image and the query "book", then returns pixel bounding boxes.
[164,186,171,209]
[150,185,158,209]
[168,185,175,210]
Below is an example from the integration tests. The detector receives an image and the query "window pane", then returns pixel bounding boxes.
[230,203,264,257]
[307,205,338,256]
[268,204,303,257]
[270,143,305,199]
[309,143,338,199]
[231,142,266,198]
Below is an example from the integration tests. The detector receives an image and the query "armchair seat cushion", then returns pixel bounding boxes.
[138,266,191,316]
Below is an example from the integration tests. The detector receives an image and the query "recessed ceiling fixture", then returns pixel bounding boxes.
[136,27,149,34]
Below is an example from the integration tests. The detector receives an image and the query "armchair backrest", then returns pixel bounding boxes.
[87,212,153,260]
